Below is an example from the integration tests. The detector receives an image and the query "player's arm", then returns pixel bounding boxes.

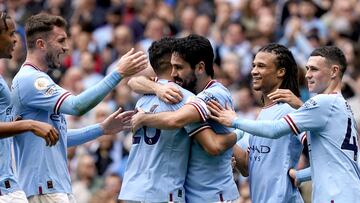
[128,76,182,104]
[59,49,147,116]
[207,100,292,139]
[67,109,134,147]
[288,167,312,187]
[132,104,201,130]
[233,145,249,176]
[193,128,244,156]
[0,120,59,146]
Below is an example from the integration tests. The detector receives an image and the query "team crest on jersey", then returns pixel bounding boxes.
[302,99,318,109]
[34,77,50,91]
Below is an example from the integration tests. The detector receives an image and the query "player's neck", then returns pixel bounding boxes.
[322,81,341,94]
[25,53,48,72]
[262,94,274,107]
[195,76,212,94]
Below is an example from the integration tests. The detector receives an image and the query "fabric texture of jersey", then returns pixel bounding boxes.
[285,93,360,202]
[11,64,71,197]
[119,79,206,202]
[185,80,239,203]
[248,102,303,203]
[0,76,21,195]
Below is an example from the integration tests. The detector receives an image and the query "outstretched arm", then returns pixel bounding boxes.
[128,76,183,104]
[194,128,244,156]
[0,120,59,146]
[67,108,134,147]
[207,100,292,139]
[60,49,147,116]
[132,105,202,131]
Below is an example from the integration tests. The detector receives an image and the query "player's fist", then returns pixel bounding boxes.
[29,120,59,146]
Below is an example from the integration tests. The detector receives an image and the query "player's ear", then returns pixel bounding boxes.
[195,61,205,74]
[330,65,340,79]
[277,67,286,78]
[35,39,46,49]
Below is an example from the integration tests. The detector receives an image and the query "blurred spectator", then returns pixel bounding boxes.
[73,154,103,203]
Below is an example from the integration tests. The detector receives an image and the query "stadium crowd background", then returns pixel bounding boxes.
[0,0,359,202]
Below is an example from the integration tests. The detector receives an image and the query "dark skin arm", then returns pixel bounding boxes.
[233,144,249,177]
[0,120,59,146]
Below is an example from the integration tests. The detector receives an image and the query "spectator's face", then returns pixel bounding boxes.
[171,52,197,93]
[0,19,17,59]
[251,52,284,95]
[305,56,332,94]
[45,26,68,69]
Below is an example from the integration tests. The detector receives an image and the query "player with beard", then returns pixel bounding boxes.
[0,12,60,203]
[10,13,147,203]
[131,34,240,203]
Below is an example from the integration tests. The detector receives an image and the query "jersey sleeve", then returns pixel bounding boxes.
[283,95,333,135]
[173,88,211,137]
[18,72,69,114]
[186,87,233,122]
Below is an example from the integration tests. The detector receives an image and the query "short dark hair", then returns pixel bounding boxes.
[310,46,347,77]
[148,37,176,75]
[258,43,300,97]
[172,34,214,77]
[25,13,67,49]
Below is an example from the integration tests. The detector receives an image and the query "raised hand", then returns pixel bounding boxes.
[207,100,237,127]
[156,83,183,104]
[30,120,59,146]
[116,48,148,77]
[131,108,145,133]
[101,108,136,135]
[268,89,303,109]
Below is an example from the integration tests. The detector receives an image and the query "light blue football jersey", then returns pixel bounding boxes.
[284,93,360,202]
[11,64,71,197]
[0,76,21,195]
[185,80,239,203]
[248,102,303,203]
[119,79,207,202]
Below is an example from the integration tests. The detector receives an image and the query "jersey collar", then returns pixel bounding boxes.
[22,62,41,71]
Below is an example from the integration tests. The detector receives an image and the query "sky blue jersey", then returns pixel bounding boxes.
[248,102,303,203]
[0,76,21,195]
[11,64,71,197]
[284,93,360,202]
[185,80,239,203]
[119,80,207,202]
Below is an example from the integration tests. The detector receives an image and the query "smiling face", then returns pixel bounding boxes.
[0,19,17,59]
[170,52,197,93]
[251,51,284,95]
[305,56,332,94]
[44,26,68,69]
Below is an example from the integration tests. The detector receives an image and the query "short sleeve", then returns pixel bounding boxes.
[19,72,70,114]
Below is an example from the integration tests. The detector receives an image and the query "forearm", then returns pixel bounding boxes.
[128,76,157,94]
[233,145,249,176]
[295,167,312,183]
[60,71,122,116]
[232,118,292,139]
[67,124,104,147]
[142,106,201,130]
[195,129,238,156]
[0,120,34,138]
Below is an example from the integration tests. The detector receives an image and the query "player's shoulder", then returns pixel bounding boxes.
[300,93,337,111]
[275,102,296,113]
